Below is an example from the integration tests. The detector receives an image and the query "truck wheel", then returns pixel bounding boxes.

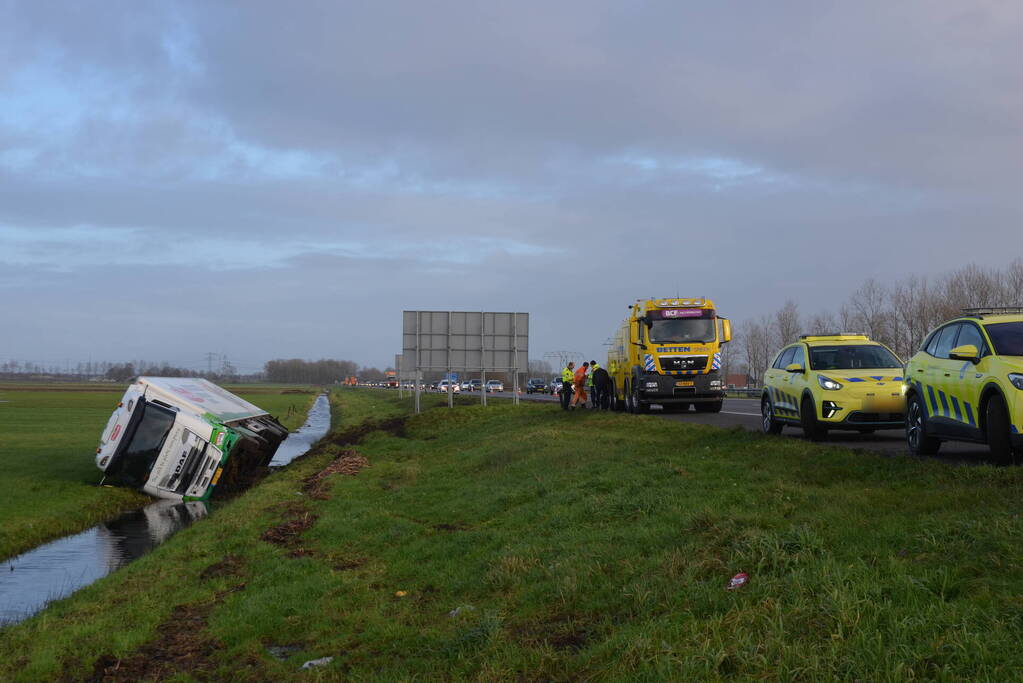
[986,394,1015,465]
[800,396,827,441]
[906,393,941,456]
[762,397,783,435]
[632,383,648,414]
[696,401,723,413]
[624,382,635,413]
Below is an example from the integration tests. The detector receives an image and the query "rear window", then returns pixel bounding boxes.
[984,322,1023,356]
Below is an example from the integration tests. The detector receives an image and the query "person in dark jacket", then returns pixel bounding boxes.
[590,361,612,410]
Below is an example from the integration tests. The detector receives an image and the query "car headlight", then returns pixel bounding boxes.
[1009,373,1023,390]
[818,375,842,391]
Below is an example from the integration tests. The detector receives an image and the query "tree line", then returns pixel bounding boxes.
[263,358,392,384]
[733,261,1023,387]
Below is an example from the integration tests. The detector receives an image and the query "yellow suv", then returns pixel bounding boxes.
[904,309,1023,462]
[761,334,905,441]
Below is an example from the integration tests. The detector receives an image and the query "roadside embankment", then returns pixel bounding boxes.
[0,384,318,561]
[4,388,1023,680]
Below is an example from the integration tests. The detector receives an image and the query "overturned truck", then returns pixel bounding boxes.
[95,377,289,501]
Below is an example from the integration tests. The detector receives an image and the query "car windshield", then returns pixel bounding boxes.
[809,345,902,370]
[647,318,716,343]
[984,322,1023,356]
[107,402,176,487]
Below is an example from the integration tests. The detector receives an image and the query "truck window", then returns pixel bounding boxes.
[108,402,177,488]
[647,318,716,343]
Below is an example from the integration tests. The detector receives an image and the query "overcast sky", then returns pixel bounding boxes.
[3,1,1022,373]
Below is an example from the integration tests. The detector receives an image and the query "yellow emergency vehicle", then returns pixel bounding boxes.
[608,297,731,413]
[761,334,905,440]
[904,308,1023,462]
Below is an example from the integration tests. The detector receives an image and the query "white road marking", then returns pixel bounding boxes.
[722,411,760,416]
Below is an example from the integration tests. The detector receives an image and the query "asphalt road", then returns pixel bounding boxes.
[479,390,998,466]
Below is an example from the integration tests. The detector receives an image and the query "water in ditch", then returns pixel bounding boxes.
[0,393,332,627]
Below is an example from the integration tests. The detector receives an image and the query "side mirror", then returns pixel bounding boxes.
[785,363,805,373]
[632,341,647,350]
[720,318,732,343]
[949,344,980,362]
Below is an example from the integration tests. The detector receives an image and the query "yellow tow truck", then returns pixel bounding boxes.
[608,297,732,413]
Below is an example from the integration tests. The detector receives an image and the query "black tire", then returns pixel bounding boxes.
[800,396,828,442]
[624,382,635,413]
[632,382,649,414]
[986,394,1015,465]
[762,396,783,435]
[696,401,723,413]
[906,392,941,456]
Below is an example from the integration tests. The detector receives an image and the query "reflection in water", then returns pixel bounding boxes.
[270,393,331,467]
[0,394,332,627]
[0,500,208,625]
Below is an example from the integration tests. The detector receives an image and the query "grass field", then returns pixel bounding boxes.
[4,388,1023,680]
[0,383,318,561]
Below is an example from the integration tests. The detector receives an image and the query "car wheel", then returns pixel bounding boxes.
[800,396,827,441]
[696,401,723,413]
[762,396,783,435]
[986,394,1015,465]
[906,392,941,456]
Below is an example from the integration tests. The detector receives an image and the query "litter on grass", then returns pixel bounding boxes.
[726,572,749,590]
[300,656,334,670]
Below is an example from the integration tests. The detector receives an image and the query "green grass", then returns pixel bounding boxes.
[0,383,318,561]
[5,388,1023,680]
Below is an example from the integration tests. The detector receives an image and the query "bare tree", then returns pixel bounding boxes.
[804,310,838,336]
[774,300,801,346]
[741,316,774,387]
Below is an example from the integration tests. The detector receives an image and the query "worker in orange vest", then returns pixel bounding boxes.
[570,361,589,410]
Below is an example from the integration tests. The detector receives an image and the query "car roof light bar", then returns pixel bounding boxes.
[962,307,1023,318]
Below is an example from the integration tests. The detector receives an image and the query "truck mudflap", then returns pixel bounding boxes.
[637,371,724,403]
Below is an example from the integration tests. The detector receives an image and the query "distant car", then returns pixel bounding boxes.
[469,379,483,392]
[526,378,547,394]
[437,379,460,393]
[486,380,504,392]
[460,380,473,391]
[549,378,564,395]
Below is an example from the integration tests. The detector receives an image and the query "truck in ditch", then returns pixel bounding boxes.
[95,377,289,501]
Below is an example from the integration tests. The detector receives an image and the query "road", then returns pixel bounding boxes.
[484,391,997,466]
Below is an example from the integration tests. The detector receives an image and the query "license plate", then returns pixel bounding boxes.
[675,380,695,387]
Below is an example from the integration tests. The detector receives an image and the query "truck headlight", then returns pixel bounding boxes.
[1009,373,1023,390]
[818,375,842,391]
[710,380,722,387]
[645,381,658,388]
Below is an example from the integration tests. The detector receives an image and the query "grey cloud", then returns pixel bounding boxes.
[2,1,1022,368]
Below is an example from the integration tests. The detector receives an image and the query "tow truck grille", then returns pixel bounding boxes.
[660,356,707,372]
